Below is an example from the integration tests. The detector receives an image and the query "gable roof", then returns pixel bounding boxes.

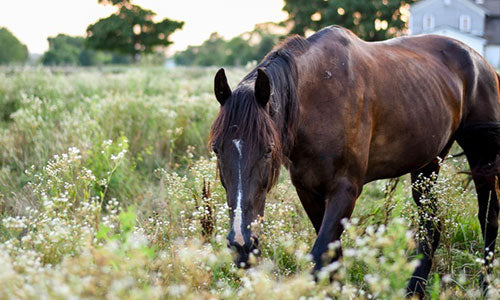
[427,24,488,42]
[469,0,500,44]
[476,0,500,16]
[411,0,487,16]
[485,17,500,44]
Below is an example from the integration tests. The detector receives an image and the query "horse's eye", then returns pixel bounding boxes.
[264,148,272,159]
[212,146,219,155]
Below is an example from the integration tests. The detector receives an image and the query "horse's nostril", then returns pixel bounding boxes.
[249,236,260,256]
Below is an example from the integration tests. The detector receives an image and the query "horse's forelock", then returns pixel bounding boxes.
[209,36,306,187]
[209,87,282,187]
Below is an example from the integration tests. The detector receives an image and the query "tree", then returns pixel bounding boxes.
[0,27,28,65]
[41,34,105,66]
[86,0,184,62]
[42,35,84,65]
[174,25,281,66]
[173,45,198,66]
[174,33,253,66]
[41,34,129,66]
[282,0,415,41]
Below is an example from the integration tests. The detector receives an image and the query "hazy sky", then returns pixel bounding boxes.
[0,0,288,54]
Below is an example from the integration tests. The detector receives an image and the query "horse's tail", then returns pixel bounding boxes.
[455,70,500,177]
[497,72,500,98]
[455,122,500,177]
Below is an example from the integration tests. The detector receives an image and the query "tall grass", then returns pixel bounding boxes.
[0,67,498,299]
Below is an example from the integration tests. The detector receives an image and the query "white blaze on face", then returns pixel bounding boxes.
[232,139,245,246]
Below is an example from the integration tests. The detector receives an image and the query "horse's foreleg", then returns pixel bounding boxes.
[295,187,325,234]
[407,160,441,298]
[310,177,359,272]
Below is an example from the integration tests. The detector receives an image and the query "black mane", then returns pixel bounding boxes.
[249,35,308,159]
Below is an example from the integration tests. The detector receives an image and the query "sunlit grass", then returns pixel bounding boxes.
[0,66,498,299]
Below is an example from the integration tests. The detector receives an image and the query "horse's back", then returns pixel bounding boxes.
[371,34,499,180]
[371,33,499,124]
[296,27,499,183]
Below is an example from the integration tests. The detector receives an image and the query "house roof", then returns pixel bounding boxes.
[475,0,500,17]
[426,24,488,42]
[411,0,500,45]
[485,16,500,44]
[411,0,487,15]
[473,0,500,44]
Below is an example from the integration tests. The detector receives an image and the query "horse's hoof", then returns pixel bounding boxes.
[479,273,490,297]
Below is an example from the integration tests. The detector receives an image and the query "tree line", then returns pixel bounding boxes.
[174,0,415,66]
[1,0,415,66]
[174,25,281,67]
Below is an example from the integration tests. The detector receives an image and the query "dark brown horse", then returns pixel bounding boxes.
[209,25,500,297]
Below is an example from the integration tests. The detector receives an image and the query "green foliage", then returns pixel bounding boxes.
[85,136,136,203]
[177,33,227,67]
[0,27,28,65]
[174,25,281,66]
[0,67,244,208]
[41,34,128,66]
[430,273,441,300]
[283,0,415,41]
[86,1,184,61]
[98,0,130,5]
[42,34,87,66]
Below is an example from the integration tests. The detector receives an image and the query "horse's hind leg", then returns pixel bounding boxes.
[457,123,500,291]
[471,172,499,291]
[407,159,442,298]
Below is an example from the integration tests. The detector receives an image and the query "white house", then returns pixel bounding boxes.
[410,0,500,68]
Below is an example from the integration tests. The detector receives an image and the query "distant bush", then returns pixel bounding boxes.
[41,34,130,66]
[0,27,28,65]
[174,25,282,66]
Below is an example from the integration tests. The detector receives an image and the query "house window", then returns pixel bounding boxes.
[460,15,471,32]
[423,14,435,31]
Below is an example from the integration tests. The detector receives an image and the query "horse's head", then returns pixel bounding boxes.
[209,68,281,267]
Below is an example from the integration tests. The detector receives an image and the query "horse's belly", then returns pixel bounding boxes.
[364,125,453,183]
[363,78,461,182]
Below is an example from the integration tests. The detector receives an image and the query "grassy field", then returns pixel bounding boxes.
[0,66,498,299]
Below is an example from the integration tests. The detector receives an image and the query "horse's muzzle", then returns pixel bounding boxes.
[228,236,259,268]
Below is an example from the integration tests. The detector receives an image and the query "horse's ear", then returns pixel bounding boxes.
[255,68,270,107]
[214,68,231,105]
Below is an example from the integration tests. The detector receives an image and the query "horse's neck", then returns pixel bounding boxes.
[270,67,301,162]
[279,48,325,159]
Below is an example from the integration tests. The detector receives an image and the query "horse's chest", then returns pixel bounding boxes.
[289,139,343,190]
